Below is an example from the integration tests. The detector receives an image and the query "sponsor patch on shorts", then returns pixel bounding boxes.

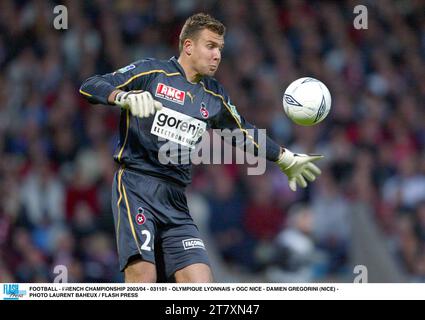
[182,238,205,250]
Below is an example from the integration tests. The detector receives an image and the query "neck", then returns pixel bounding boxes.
[177,55,202,83]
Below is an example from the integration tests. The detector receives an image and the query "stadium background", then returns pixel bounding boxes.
[0,0,424,283]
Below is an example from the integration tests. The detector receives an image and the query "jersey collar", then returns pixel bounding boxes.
[170,56,201,85]
[170,56,186,77]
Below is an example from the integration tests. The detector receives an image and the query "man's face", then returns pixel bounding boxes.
[190,29,224,77]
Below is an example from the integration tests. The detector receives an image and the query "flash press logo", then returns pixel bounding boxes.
[3,284,27,300]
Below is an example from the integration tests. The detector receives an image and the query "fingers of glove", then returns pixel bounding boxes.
[296,174,308,189]
[306,162,322,176]
[119,91,161,117]
[145,93,157,117]
[142,91,153,101]
[140,96,150,118]
[144,97,151,118]
[153,100,163,111]
[148,102,155,117]
[301,168,317,182]
[137,94,146,117]
[131,96,145,118]
[130,96,141,117]
[288,177,297,192]
[126,95,136,115]
[136,94,148,118]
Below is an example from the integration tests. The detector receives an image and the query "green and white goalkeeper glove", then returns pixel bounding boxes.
[114,90,162,118]
[277,148,323,192]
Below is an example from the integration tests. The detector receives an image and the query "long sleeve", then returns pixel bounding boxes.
[79,59,157,105]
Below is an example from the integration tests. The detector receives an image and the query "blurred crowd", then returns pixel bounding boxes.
[0,0,424,283]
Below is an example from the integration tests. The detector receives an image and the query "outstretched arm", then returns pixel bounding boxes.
[212,91,323,191]
[79,60,162,118]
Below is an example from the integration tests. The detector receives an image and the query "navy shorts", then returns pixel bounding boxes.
[111,167,210,279]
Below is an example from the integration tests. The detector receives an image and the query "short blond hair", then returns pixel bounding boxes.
[179,13,225,52]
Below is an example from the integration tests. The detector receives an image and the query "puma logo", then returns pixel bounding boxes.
[187,92,195,103]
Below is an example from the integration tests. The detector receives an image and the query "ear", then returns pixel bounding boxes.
[183,39,193,56]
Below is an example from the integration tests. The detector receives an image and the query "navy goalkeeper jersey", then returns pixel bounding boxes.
[80,57,280,186]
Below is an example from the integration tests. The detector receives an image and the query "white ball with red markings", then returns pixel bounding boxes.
[283,77,331,126]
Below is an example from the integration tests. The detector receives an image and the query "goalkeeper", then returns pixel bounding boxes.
[79,13,323,283]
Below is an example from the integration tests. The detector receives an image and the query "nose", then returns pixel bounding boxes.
[213,48,221,61]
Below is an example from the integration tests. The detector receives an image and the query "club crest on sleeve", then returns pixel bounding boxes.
[135,207,146,225]
[117,64,136,73]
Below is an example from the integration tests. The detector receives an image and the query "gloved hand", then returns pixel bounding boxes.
[114,90,162,118]
[276,148,323,192]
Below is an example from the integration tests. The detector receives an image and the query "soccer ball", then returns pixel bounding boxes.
[283,77,331,126]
